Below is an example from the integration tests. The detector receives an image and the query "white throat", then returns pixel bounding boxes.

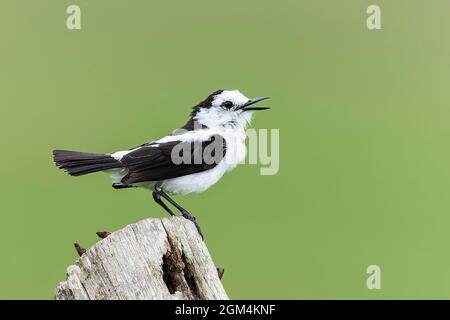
[193,107,253,132]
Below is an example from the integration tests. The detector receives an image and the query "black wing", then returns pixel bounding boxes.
[120,134,226,185]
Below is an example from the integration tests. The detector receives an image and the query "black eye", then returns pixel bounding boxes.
[222,101,233,109]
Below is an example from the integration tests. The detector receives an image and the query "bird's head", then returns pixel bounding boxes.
[189,90,270,130]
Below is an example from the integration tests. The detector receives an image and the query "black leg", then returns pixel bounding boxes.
[180,210,203,240]
[152,191,175,216]
[156,189,204,240]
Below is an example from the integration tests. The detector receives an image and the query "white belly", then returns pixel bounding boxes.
[160,163,227,195]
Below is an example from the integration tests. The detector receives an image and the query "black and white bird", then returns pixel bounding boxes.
[53,90,270,239]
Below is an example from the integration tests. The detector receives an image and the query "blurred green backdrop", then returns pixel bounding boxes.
[1,0,450,299]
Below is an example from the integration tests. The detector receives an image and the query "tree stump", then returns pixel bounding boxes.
[55,217,228,300]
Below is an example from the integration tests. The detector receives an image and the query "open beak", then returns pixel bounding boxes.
[239,96,271,111]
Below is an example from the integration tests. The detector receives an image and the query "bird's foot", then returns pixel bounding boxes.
[74,243,86,257]
[96,231,111,239]
[181,210,204,240]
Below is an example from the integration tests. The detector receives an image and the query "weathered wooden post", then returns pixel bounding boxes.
[55,217,228,300]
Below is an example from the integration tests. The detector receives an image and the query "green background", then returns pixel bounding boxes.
[1,0,450,299]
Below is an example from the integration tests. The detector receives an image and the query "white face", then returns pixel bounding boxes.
[193,90,268,130]
[211,90,251,111]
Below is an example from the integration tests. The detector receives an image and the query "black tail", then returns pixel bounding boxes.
[52,150,122,176]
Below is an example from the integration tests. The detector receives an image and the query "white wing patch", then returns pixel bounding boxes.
[111,150,131,161]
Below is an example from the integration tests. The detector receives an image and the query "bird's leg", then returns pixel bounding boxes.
[152,190,175,216]
[156,189,204,240]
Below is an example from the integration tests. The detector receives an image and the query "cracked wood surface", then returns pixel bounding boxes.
[55,217,228,300]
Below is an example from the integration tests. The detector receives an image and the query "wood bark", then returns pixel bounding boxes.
[55,217,228,300]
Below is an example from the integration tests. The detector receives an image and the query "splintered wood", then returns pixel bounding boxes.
[55,217,228,300]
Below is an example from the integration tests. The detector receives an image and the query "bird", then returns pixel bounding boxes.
[53,90,270,240]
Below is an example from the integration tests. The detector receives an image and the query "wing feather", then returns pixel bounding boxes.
[120,134,226,184]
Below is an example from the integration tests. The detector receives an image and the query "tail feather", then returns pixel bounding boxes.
[53,150,122,176]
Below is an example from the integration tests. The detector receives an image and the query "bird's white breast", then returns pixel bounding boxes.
[160,128,247,195]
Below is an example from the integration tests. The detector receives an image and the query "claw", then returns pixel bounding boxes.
[96,231,111,239]
[182,210,204,240]
[74,243,86,257]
